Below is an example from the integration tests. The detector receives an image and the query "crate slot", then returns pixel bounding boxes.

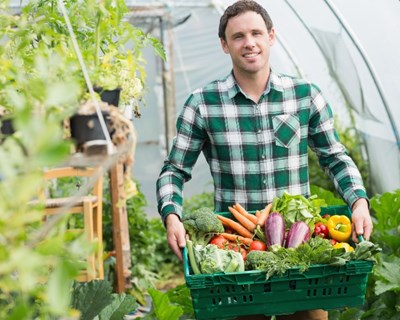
[321,287,333,296]
[212,297,223,305]
[263,283,271,292]
[242,294,254,303]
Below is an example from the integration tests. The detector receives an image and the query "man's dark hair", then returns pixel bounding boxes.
[218,0,273,41]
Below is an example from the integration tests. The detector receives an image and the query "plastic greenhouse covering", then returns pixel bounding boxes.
[8,0,400,217]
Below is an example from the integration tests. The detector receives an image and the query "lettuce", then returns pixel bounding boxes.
[271,192,327,227]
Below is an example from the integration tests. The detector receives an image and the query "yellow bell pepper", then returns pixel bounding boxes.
[333,242,354,252]
[327,215,352,242]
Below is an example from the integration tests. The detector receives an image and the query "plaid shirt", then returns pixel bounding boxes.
[156,70,367,220]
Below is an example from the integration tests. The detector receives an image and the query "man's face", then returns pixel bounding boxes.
[221,11,275,76]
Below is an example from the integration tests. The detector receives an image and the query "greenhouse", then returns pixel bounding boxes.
[1,0,399,319]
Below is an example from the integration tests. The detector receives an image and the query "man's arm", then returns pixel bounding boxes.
[308,84,373,242]
[156,93,206,258]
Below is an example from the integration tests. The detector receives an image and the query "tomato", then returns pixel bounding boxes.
[330,239,337,246]
[313,222,329,238]
[248,240,267,252]
[209,235,228,249]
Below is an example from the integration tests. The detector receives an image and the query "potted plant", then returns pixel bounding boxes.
[28,0,166,148]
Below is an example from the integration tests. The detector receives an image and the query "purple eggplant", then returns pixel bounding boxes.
[265,212,286,247]
[285,221,311,248]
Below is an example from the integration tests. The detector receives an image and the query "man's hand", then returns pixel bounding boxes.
[351,198,373,242]
[165,213,187,261]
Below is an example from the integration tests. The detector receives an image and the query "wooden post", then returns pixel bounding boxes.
[109,162,132,293]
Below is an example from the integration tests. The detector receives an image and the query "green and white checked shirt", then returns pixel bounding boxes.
[156,70,367,220]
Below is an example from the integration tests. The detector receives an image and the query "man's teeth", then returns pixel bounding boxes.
[244,53,258,58]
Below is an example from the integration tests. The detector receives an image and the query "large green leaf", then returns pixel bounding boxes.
[370,190,400,255]
[70,280,113,320]
[374,255,400,295]
[146,288,183,320]
[98,293,137,320]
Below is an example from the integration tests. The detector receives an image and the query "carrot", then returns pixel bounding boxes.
[257,203,272,226]
[233,202,258,224]
[228,206,257,233]
[220,233,254,246]
[255,210,261,218]
[216,215,253,238]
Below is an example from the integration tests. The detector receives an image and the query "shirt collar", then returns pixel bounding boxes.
[226,69,284,100]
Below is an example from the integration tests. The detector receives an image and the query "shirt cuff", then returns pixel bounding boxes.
[345,189,369,210]
[161,204,182,225]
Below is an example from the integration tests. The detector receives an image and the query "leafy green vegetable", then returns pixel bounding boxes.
[352,240,382,261]
[246,237,350,279]
[188,243,245,275]
[271,192,327,227]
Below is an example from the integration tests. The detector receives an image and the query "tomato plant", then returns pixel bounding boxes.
[248,240,267,252]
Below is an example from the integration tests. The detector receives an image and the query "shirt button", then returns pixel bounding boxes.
[263,180,267,184]
[257,129,262,133]
[261,155,265,159]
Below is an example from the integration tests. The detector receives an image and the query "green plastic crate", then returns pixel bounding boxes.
[183,205,373,319]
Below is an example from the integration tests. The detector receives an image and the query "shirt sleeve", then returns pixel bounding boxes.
[307,84,368,208]
[156,93,206,222]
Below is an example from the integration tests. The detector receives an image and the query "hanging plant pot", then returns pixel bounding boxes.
[69,111,113,151]
[69,87,121,153]
[94,87,121,108]
[1,117,15,135]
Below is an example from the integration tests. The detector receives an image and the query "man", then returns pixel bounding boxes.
[156,1,373,319]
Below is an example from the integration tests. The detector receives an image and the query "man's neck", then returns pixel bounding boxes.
[233,68,270,103]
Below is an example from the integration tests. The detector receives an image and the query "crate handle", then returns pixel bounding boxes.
[182,247,191,277]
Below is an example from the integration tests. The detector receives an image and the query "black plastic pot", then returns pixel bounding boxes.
[94,87,121,107]
[70,112,113,149]
[0,118,15,135]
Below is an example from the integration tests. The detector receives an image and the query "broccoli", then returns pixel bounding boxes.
[182,207,224,246]
[182,207,225,275]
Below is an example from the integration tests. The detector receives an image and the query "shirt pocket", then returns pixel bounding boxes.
[272,114,301,148]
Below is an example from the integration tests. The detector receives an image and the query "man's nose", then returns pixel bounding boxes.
[243,36,256,48]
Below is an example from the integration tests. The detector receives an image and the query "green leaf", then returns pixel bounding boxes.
[70,280,113,320]
[166,284,194,316]
[374,255,400,295]
[98,293,137,320]
[146,288,183,320]
[46,260,76,314]
[310,185,345,206]
[370,190,400,255]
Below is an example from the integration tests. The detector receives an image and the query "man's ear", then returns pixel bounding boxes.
[268,27,276,46]
[220,38,230,54]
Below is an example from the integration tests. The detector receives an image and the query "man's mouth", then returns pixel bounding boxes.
[243,52,259,58]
